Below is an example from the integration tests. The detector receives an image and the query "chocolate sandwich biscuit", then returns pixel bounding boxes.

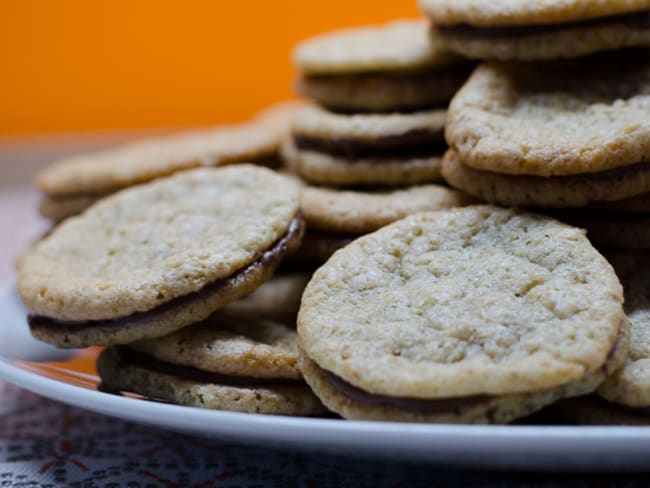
[293,19,471,112]
[19,165,303,348]
[298,206,627,422]
[419,0,650,60]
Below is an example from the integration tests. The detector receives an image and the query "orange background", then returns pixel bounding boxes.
[1,1,419,135]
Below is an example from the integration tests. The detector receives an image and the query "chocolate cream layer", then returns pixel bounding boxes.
[294,128,447,161]
[108,346,304,387]
[28,214,304,334]
[437,9,650,39]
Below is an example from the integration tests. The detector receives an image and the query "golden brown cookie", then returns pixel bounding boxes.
[441,150,650,208]
[293,19,470,111]
[298,206,626,422]
[283,105,447,186]
[446,55,650,177]
[20,165,303,348]
[420,0,650,60]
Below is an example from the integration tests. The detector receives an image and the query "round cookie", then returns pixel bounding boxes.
[441,150,650,208]
[284,105,447,186]
[597,252,650,406]
[293,19,470,112]
[420,0,650,60]
[36,101,300,221]
[97,346,326,415]
[19,165,303,348]
[446,55,650,177]
[298,206,626,422]
[301,184,472,234]
[131,316,304,380]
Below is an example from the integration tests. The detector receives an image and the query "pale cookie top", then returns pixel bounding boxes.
[19,166,300,321]
[446,55,650,176]
[598,252,650,406]
[131,317,301,379]
[36,101,300,196]
[298,206,624,399]
[301,185,472,234]
[293,19,462,75]
[419,0,650,26]
[293,104,447,140]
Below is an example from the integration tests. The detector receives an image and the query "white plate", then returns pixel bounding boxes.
[2,280,650,471]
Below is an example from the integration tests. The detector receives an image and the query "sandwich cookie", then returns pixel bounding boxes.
[19,165,303,348]
[98,315,326,415]
[293,183,473,262]
[38,101,301,222]
[298,206,627,423]
[293,19,471,112]
[283,105,448,186]
[557,252,650,424]
[443,55,650,208]
[420,0,650,60]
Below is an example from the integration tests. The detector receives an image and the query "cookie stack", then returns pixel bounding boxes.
[414,0,650,423]
[16,2,650,426]
[283,19,474,262]
[19,165,326,415]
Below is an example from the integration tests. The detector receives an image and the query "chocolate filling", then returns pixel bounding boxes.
[437,9,650,39]
[324,369,490,415]
[294,129,447,160]
[110,346,303,387]
[28,214,304,333]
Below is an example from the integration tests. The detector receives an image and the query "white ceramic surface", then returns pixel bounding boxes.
[2,280,650,471]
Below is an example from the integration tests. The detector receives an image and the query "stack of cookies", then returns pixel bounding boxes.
[15,1,650,426]
[19,165,326,415]
[283,19,475,263]
[415,0,650,423]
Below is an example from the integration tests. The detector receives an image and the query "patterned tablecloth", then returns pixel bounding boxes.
[0,189,647,486]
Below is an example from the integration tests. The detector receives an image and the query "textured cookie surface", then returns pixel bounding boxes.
[282,138,443,186]
[97,348,325,416]
[418,0,650,26]
[293,19,461,74]
[36,101,299,196]
[446,55,650,176]
[441,151,650,207]
[299,329,626,423]
[131,316,302,379]
[293,104,446,139]
[298,206,624,399]
[598,252,650,406]
[302,184,472,233]
[19,165,300,321]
